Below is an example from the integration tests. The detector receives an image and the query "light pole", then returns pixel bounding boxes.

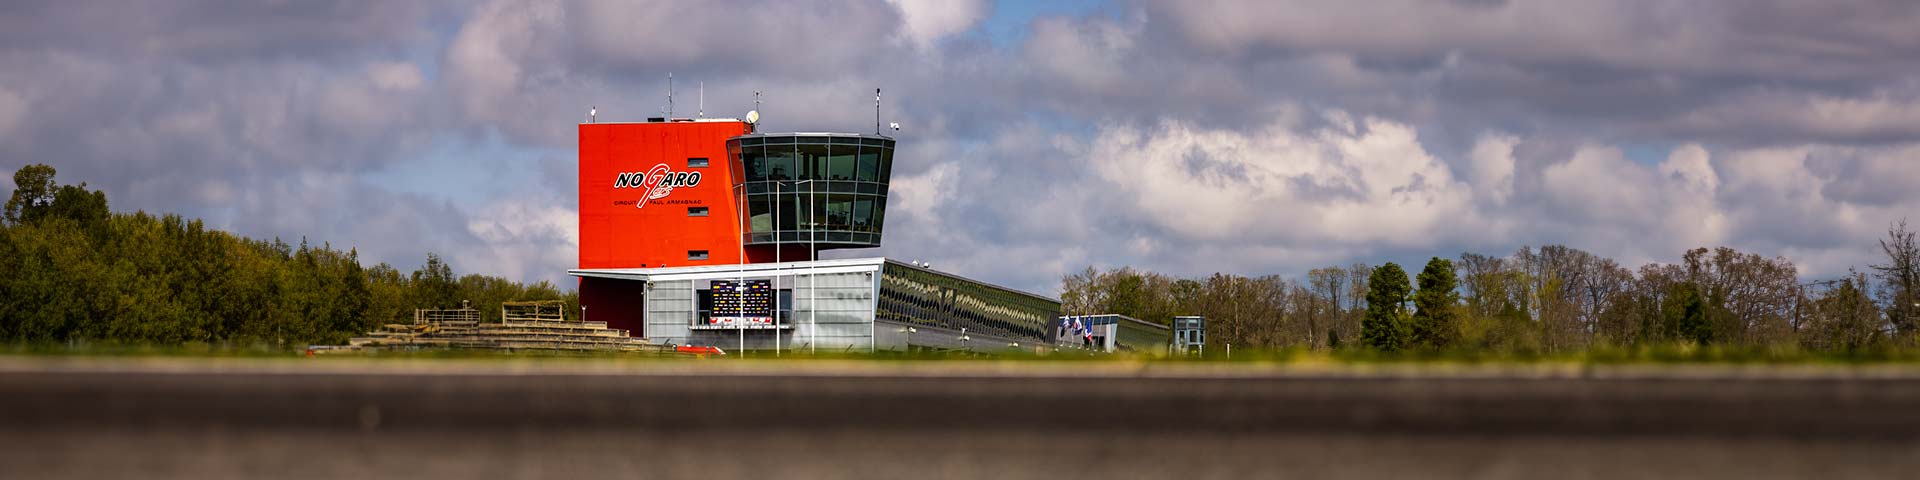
[736,181,746,356]
[768,180,781,357]
[807,177,818,354]
[777,179,814,356]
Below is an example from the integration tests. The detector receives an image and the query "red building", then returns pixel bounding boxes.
[576,118,899,337]
[578,119,751,269]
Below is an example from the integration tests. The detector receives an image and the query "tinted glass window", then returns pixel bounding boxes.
[797,144,829,181]
[824,193,855,230]
[766,144,796,181]
[747,197,770,232]
[798,190,818,230]
[877,147,893,184]
[687,157,709,168]
[741,146,766,182]
[828,144,857,180]
[856,147,879,181]
[852,198,873,231]
[774,194,799,231]
[688,206,709,217]
[688,250,710,261]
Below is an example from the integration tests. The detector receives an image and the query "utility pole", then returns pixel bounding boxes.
[810,178,818,354]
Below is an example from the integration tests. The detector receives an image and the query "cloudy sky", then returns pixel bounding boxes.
[4,0,1919,294]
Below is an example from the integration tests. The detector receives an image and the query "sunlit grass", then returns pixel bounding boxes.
[10,340,1920,366]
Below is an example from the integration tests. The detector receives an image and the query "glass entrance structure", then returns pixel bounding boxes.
[727,133,894,250]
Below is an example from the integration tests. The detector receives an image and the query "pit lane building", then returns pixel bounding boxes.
[568,117,1062,352]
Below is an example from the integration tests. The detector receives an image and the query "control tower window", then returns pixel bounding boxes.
[829,144,857,180]
[856,148,879,181]
[798,144,829,181]
[767,145,796,181]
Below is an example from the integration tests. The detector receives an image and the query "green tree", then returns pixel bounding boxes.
[0,163,585,348]
[364,263,412,324]
[410,253,458,310]
[1410,257,1459,349]
[1803,272,1884,351]
[1362,262,1410,351]
[1664,283,1712,345]
[49,183,110,228]
[4,164,57,225]
[1873,220,1918,338]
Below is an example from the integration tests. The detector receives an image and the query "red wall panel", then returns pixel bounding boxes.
[578,121,751,269]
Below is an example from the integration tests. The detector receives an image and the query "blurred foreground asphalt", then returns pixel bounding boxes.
[2,357,1919,479]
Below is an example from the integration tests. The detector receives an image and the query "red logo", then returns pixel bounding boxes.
[613,164,701,209]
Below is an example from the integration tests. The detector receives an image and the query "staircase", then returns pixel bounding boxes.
[332,301,673,354]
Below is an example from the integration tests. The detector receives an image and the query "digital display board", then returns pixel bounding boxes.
[706,279,774,327]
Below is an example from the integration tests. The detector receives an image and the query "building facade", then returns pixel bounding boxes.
[570,258,1057,352]
[571,118,1066,352]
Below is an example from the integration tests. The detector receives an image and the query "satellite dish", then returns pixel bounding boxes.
[745,110,760,124]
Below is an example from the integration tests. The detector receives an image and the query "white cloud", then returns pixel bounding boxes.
[445,0,557,130]
[886,0,988,48]
[1467,133,1517,204]
[463,197,579,286]
[1087,113,1476,247]
[1024,15,1141,97]
[887,160,957,220]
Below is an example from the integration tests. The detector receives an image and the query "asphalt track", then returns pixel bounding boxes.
[3,358,1920,479]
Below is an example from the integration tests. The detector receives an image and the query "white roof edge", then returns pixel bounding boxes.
[576,118,743,125]
[568,257,1062,304]
[569,257,887,278]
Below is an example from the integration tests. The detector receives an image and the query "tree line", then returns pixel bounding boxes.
[1063,229,1920,354]
[0,164,573,348]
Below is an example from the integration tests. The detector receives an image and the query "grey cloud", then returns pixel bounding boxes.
[1153,0,1920,82]
[0,1,446,62]
[993,0,1920,147]
[1808,147,1920,208]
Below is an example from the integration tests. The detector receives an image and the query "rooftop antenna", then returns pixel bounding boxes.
[748,90,761,133]
[589,105,596,123]
[874,88,882,135]
[698,82,705,119]
[667,73,674,118]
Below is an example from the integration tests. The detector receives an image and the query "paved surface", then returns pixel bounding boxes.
[3,357,1920,479]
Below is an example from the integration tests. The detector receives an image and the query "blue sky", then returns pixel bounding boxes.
[5,0,1920,294]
